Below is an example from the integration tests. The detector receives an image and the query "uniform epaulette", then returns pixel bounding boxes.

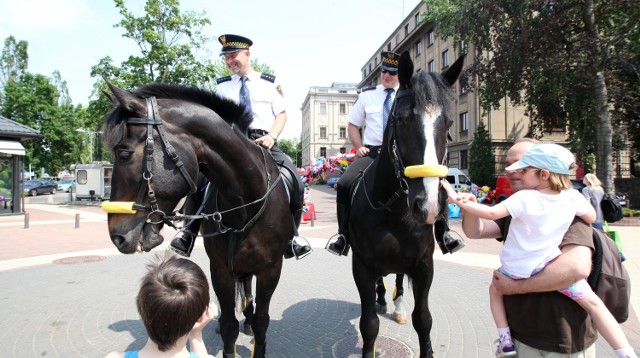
[216,76,231,84]
[361,85,376,92]
[260,73,276,83]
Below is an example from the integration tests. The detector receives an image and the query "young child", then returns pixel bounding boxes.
[442,143,636,358]
[105,251,218,358]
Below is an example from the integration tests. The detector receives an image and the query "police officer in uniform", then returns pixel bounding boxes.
[170,34,311,260]
[327,51,465,256]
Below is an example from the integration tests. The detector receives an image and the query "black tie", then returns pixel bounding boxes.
[383,88,395,129]
[240,76,252,114]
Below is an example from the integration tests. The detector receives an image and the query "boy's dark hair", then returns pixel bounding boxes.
[137,251,210,351]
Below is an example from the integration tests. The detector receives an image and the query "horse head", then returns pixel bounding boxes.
[100,81,200,254]
[389,52,463,224]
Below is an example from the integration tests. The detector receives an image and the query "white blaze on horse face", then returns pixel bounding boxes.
[421,107,443,224]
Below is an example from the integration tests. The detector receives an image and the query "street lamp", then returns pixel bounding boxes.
[76,128,102,163]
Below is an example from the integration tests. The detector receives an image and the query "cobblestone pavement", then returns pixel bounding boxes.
[0,185,638,357]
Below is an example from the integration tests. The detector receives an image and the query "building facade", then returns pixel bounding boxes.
[300,82,359,166]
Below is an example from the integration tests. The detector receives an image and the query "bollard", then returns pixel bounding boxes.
[24,212,29,229]
[75,213,80,228]
[310,213,315,227]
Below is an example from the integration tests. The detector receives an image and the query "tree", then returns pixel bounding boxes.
[276,138,302,168]
[0,36,28,105]
[468,121,495,187]
[424,0,640,194]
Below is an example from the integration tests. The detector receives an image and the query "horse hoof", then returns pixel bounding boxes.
[375,303,387,314]
[243,323,254,336]
[392,312,407,325]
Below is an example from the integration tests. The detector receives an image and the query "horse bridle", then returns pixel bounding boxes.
[361,88,448,211]
[102,97,197,224]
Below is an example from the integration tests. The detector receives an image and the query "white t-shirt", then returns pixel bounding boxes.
[215,71,287,132]
[500,188,592,278]
[349,84,399,146]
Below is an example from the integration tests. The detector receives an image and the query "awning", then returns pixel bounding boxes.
[0,140,25,156]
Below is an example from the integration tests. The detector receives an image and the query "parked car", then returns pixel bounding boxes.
[446,168,479,193]
[23,180,57,196]
[57,179,76,192]
[327,177,340,188]
[494,175,513,203]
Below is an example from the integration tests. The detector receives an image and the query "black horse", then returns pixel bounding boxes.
[101,82,294,358]
[347,52,463,357]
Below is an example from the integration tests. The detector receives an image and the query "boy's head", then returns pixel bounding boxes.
[137,251,210,351]
[505,143,576,190]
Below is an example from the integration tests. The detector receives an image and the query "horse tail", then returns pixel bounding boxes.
[235,280,245,316]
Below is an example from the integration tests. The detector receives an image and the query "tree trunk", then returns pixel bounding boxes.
[583,0,614,194]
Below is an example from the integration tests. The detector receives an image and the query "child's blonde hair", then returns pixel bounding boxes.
[535,163,577,191]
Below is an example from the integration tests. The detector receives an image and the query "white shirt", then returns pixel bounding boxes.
[215,71,287,131]
[349,84,399,146]
[500,188,592,278]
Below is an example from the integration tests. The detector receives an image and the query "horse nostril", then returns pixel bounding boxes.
[111,235,125,248]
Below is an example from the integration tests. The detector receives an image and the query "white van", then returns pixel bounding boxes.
[446,168,479,193]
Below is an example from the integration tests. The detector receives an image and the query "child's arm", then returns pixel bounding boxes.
[441,180,510,221]
[580,199,597,224]
[188,303,218,358]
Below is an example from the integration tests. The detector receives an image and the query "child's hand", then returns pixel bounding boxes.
[440,179,460,202]
[191,303,218,334]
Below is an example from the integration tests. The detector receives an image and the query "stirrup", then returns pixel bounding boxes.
[326,233,349,256]
[291,236,313,260]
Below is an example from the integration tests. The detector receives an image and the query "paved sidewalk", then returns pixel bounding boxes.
[0,186,638,357]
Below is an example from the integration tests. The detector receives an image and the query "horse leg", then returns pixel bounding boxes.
[375,277,387,314]
[209,265,240,356]
[250,264,283,358]
[353,256,380,358]
[392,274,408,325]
[410,265,436,358]
[241,276,255,336]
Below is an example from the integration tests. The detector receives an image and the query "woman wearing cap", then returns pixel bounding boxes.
[442,143,636,358]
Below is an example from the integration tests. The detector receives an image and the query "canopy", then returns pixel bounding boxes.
[0,140,25,156]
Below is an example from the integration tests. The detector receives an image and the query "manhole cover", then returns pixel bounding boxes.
[53,255,107,265]
[333,335,413,358]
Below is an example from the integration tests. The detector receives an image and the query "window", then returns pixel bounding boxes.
[459,74,469,95]
[459,112,469,132]
[320,147,327,158]
[387,43,391,51]
[460,150,468,169]
[319,103,327,114]
[319,127,327,138]
[428,60,435,72]
[459,39,467,53]
[427,30,435,46]
[339,103,346,114]
[415,40,422,56]
[339,127,346,139]
[404,24,409,36]
[77,170,88,185]
[396,34,400,44]
[415,13,420,26]
[442,50,450,68]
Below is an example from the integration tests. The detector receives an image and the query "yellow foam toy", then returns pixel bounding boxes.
[404,164,448,178]
[101,201,137,214]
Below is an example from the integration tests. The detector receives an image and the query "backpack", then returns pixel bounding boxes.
[586,228,630,323]
[600,192,624,223]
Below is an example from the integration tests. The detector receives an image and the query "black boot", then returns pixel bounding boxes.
[284,237,312,259]
[434,218,465,255]
[327,202,350,256]
[170,233,196,257]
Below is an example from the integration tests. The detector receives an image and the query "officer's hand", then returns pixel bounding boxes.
[255,134,275,149]
[356,146,369,158]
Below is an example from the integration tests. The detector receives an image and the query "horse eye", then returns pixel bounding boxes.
[117,150,133,161]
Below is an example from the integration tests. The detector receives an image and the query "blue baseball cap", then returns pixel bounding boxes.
[506,143,575,175]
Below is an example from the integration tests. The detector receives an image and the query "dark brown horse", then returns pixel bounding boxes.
[347,52,463,357]
[101,82,292,358]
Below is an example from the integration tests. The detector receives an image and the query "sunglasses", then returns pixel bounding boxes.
[381,70,398,76]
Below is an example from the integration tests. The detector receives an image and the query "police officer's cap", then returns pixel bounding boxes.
[218,34,253,55]
[380,51,400,72]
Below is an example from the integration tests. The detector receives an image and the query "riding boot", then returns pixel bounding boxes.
[434,217,465,255]
[284,237,312,259]
[327,203,350,256]
[170,219,201,257]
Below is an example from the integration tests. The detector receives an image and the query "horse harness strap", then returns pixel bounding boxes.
[126,97,198,222]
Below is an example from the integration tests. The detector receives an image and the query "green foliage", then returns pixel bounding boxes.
[276,138,302,168]
[0,36,28,89]
[468,121,495,187]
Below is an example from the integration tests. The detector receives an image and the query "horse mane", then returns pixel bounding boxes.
[102,83,253,151]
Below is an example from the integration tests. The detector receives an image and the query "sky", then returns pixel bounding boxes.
[0,0,421,140]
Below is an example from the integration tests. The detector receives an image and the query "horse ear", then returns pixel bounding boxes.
[398,51,413,87]
[101,89,118,105]
[442,56,464,87]
[104,78,146,116]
